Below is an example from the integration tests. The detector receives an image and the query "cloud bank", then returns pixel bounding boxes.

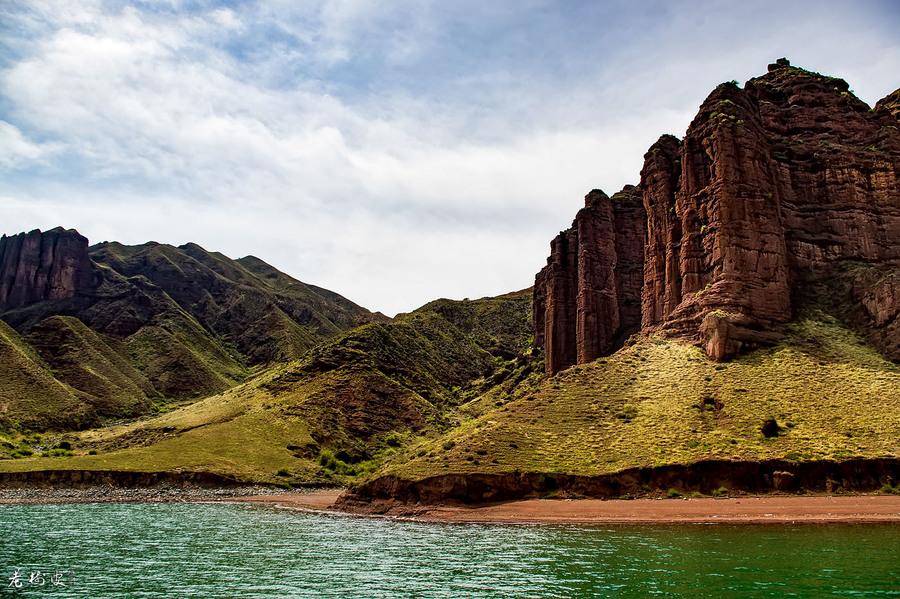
[1,0,898,314]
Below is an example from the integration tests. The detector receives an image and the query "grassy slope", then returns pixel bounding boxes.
[0,237,378,430]
[0,292,535,483]
[0,364,321,481]
[0,320,92,431]
[4,292,895,486]
[26,316,156,417]
[379,311,899,481]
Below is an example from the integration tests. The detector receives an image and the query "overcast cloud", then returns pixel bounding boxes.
[1,0,898,315]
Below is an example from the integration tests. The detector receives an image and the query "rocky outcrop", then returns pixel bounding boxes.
[641,76,794,360]
[535,59,900,368]
[664,60,898,359]
[338,457,900,508]
[534,186,646,373]
[874,87,900,120]
[0,228,95,311]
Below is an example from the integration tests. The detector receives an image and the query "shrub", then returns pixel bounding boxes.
[275,469,290,477]
[761,418,783,438]
[318,449,357,476]
[879,483,900,495]
[319,449,337,469]
[441,440,455,451]
[712,486,729,498]
[666,488,683,499]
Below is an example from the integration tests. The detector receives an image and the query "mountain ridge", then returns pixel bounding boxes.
[0,228,381,429]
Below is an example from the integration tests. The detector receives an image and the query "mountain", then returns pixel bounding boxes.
[1,60,897,501]
[0,291,535,481]
[341,59,900,506]
[0,228,379,430]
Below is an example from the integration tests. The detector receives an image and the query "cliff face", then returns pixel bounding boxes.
[0,228,95,312]
[647,59,899,360]
[535,60,900,370]
[534,186,646,373]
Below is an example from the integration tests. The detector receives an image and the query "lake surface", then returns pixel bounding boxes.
[0,502,898,597]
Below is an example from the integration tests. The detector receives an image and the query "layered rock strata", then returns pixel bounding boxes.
[535,59,900,370]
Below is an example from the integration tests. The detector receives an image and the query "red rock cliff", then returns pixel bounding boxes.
[642,60,899,360]
[0,227,95,311]
[534,186,646,374]
[535,59,900,371]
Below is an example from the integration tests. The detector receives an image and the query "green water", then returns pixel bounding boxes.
[0,503,898,598]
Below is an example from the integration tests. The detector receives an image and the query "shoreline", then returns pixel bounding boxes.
[237,491,900,525]
[0,485,336,505]
[2,487,899,524]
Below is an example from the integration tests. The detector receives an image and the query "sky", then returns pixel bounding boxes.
[1,1,899,315]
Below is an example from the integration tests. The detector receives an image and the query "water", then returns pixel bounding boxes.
[0,503,898,598]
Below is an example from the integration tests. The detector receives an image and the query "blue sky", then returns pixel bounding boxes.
[1,0,899,315]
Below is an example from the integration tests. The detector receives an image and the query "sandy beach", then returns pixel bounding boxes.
[237,490,900,524]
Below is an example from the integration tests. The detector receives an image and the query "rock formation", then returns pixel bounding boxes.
[534,186,646,373]
[535,59,900,371]
[0,227,95,312]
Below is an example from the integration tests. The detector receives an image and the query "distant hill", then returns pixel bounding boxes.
[0,291,536,481]
[0,228,379,430]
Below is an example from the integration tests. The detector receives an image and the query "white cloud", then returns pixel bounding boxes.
[0,121,62,168]
[0,0,897,314]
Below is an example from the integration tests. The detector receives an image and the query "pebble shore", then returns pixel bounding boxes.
[0,485,326,504]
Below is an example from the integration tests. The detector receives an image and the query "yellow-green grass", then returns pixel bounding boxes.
[0,352,446,483]
[378,311,900,481]
[0,320,91,430]
[7,291,893,489]
[0,362,323,482]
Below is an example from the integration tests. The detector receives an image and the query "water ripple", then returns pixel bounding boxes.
[0,503,897,598]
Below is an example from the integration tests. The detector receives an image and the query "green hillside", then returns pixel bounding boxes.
[377,310,900,482]
[0,291,536,482]
[0,320,90,432]
[26,316,156,417]
[0,234,381,431]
